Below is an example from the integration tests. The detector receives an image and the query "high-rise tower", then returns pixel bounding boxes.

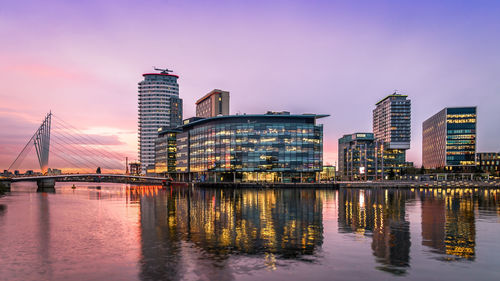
[373,93,411,177]
[138,68,182,174]
[373,93,411,149]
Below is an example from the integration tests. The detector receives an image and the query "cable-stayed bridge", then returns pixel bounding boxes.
[8,112,126,174]
[2,112,169,192]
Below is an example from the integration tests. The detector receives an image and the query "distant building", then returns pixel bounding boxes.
[373,93,411,177]
[320,165,336,181]
[138,68,183,174]
[129,162,141,176]
[155,127,181,175]
[338,133,383,181]
[476,152,499,177]
[195,89,230,118]
[422,107,476,170]
[156,112,327,182]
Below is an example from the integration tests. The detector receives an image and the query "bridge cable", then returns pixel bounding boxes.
[50,138,104,170]
[50,135,122,170]
[50,125,124,168]
[51,121,125,168]
[51,115,126,161]
[50,148,96,172]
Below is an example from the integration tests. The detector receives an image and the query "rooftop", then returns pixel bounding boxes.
[375,93,408,105]
[181,113,330,129]
[195,89,228,105]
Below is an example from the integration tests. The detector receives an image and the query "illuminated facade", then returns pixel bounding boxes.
[476,152,500,177]
[195,89,230,118]
[138,69,183,174]
[154,127,181,175]
[320,165,336,181]
[422,107,476,169]
[338,133,383,181]
[164,112,327,182]
[372,93,412,177]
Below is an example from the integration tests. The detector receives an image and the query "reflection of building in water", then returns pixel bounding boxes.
[138,188,324,280]
[338,188,412,274]
[421,191,446,253]
[419,189,477,260]
[173,188,323,258]
[139,193,183,281]
[445,194,475,260]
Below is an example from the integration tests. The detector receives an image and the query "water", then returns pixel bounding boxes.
[1,183,499,281]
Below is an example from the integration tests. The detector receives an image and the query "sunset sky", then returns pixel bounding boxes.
[1,0,499,172]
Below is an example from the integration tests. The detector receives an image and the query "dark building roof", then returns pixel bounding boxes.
[180,113,329,129]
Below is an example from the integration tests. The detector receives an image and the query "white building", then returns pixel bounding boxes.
[138,68,182,174]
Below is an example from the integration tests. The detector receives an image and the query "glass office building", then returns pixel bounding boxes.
[338,133,384,181]
[422,107,476,170]
[476,152,499,177]
[155,127,181,175]
[162,112,327,183]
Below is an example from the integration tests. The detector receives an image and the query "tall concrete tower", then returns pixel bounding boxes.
[138,68,182,174]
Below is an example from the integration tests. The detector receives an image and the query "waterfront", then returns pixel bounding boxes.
[0,183,499,281]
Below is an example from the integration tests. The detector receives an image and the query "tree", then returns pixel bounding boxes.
[96,167,101,174]
[420,165,426,175]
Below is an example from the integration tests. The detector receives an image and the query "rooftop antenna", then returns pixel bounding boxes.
[153,67,173,74]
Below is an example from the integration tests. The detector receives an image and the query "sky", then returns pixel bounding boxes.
[1,0,499,172]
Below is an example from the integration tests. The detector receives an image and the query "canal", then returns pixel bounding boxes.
[0,182,499,280]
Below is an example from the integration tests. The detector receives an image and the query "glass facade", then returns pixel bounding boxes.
[158,113,327,183]
[446,107,476,167]
[155,128,180,175]
[187,115,324,182]
[476,153,500,177]
[338,133,384,181]
[422,107,476,169]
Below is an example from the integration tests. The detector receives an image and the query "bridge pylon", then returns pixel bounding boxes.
[8,112,52,174]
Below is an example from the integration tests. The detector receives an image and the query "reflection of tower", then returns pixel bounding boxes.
[338,188,412,274]
[445,195,475,260]
[371,190,411,273]
[139,193,182,280]
[421,192,446,253]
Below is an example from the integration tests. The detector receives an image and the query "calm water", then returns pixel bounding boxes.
[1,183,499,281]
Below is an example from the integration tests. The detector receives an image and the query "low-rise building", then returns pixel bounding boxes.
[476,152,500,178]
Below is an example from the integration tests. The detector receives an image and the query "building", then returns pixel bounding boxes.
[422,107,476,170]
[338,133,383,181]
[138,68,183,174]
[195,89,230,118]
[320,165,336,181]
[129,162,141,176]
[373,93,411,150]
[155,127,181,175]
[372,93,411,177]
[476,152,500,177]
[159,112,327,182]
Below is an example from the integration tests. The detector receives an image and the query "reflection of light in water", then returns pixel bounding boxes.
[359,190,365,209]
[265,253,277,270]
